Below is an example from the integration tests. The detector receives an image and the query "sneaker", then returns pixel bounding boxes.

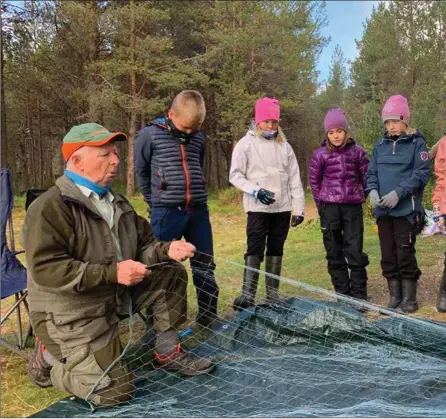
[28,339,53,388]
[154,345,214,376]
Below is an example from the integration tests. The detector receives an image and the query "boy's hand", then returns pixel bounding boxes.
[168,240,196,262]
[380,190,399,209]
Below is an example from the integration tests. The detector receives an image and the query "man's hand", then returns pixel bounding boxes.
[380,190,399,209]
[255,188,276,205]
[168,240,196,262]
[291,215,304,227]
[117,260,151,286]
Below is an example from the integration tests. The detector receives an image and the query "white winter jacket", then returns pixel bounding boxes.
[229,129,305,216]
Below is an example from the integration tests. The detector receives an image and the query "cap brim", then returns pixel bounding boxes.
[89,132,128,146]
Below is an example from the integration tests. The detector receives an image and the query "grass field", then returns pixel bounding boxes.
[1,190,445,417]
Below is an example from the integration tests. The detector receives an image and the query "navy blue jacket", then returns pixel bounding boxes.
[365,130,430,218]
[134,118,207,208]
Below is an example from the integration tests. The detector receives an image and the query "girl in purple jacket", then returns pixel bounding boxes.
[309,109,369,300]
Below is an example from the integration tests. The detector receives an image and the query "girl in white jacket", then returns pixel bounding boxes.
[229,97,305,310]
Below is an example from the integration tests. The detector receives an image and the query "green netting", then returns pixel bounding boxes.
[31,297,446,418]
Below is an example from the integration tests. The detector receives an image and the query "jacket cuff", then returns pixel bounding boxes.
[395,187,407,199]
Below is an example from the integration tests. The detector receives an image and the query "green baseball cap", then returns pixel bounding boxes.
[61,123,127,161]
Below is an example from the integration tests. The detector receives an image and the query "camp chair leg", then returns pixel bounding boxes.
[1,292,28,325]
[15,294,24,348]
[0,338,30,360]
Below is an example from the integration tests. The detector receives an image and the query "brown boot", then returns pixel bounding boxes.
[28,339,53,388]
[154,345,214,376]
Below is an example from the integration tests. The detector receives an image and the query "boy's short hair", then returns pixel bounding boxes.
[171,90,206,127]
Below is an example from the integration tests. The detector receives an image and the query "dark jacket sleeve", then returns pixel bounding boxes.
[23,194,117,294]
[135,214,172,265]
[200,136,206,171]
[309,150,323,208]
[365,142,379,194]
[357,147,369,191]
[134,127,153,206]
[395,139,430,199]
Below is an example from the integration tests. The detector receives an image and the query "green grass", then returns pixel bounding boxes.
[1,193,445,417]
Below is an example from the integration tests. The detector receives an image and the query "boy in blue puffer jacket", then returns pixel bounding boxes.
[134,91,219,329]
[365,95,430,313]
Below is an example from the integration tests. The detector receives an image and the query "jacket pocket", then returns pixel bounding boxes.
[49,309,111,346]
[377,154,412,165]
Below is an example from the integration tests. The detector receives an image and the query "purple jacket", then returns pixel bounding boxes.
[309,138,369,207]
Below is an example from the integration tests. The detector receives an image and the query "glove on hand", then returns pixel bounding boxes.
[380,190,399,209]
[369,190,382,209]
[291,215,304,227]
[255,188,276,205]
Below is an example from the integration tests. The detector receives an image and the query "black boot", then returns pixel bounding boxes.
[265,256,282,302]
[399,280,419,313]
[436,258,446,313]
[386,279,402,309]
[233,256,261,311]
[328,264,351,297]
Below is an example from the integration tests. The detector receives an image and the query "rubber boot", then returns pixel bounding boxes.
[233,256,261,311]
[386,279,402,309]
[436,258,446,313]
[399,280,419,313]
[265,256,282,302]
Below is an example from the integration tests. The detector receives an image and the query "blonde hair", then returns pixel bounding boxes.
[255,126,286,143]
[171,90,206,126]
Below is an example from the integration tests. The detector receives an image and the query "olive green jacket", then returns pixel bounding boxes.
[24,175,171,318]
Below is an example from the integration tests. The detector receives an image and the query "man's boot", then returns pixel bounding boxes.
[154,330,214,376]
[233,256,261,311]
[386,278,402,309]
[265,256,282,302]
[399,280,419,313]
[28,338,53,388]
[436,258,446,312]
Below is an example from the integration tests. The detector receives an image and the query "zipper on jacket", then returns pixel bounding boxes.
[180,144,191,208]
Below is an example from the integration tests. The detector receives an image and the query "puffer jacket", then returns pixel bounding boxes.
[23,175,171,343]
[309,138,369,208]
[134,117,207,209]
[432,136,446,215]
[229,128,305,216]
[365,129,430,218]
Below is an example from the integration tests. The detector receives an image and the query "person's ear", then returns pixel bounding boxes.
[71,154,83,171]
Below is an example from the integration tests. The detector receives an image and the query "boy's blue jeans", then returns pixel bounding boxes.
[151,206,219,326]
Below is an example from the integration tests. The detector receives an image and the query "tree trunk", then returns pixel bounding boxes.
[126,0,136,196]
[0,20,6,168]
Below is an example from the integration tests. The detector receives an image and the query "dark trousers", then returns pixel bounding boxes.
[246,211,291,260]
[377,216,421,281]
[151,206,219,322]
[319,204,369,299]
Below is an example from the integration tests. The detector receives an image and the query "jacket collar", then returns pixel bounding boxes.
[382,129,422,142]
[56,175,128,216]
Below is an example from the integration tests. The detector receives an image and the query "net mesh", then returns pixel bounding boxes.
[32,255,446,418]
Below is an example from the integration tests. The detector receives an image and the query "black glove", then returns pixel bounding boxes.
[291,215,304,227]
[256,188,276,205]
